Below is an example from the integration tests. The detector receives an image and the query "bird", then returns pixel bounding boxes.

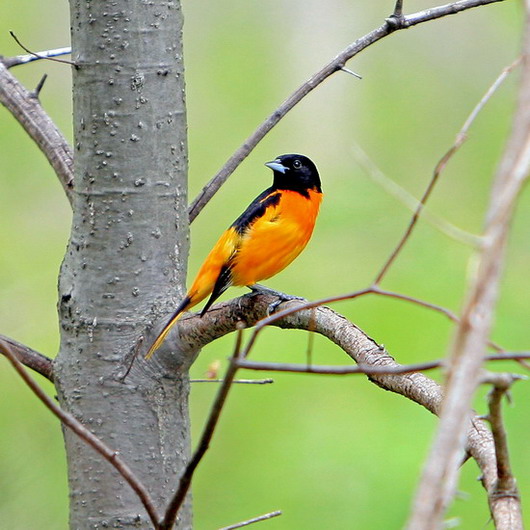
[145,153,322,359]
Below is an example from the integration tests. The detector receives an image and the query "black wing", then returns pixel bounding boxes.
[199,187,281,316]
[231,187,281,235]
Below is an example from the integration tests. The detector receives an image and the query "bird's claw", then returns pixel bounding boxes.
[248,284,304,315]
[268,296,304,315]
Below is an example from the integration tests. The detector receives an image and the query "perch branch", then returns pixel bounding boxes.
[0,335,54,381]
[188,0,506,222]
[174,291,507,524]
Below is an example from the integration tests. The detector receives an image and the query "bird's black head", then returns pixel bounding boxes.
[265,154,322,195]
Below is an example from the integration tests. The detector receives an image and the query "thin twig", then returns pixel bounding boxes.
[234,284,506,362]
[31,74,48,99]
[374,140,458,285]
[483,373,523,496]
[191,378,274,384]
[351,142,481,247]
[236,359,444,375]
[4,46,72,69]
[188,0,507,222]
[370,286,505,352]
[340,66,362,79]
[1,342,159,526]
[0,335,54,382]
[8,32,74,66]
[218,510,282,530]
[161,326,245,529]
[236,354,530,377]
[373,56,519,285]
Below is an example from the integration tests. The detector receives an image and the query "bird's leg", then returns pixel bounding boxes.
[247,284,304,315]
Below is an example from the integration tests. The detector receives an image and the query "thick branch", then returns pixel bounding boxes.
[0,60,74,203]
[0,334,54,382]
[188,0,506,221]
[163,291,502,519]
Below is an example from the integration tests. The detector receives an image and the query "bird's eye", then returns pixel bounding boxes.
[293,159,302,169]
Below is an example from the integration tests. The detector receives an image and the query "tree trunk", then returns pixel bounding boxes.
[54,1,192,527]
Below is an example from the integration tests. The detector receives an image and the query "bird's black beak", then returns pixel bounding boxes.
[265,160,288,174]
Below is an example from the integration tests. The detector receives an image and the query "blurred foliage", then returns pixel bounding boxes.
[0,0,526,528]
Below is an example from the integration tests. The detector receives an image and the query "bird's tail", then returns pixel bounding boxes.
[145,295,193,359]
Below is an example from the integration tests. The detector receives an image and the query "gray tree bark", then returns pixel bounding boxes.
[53,1,193,527]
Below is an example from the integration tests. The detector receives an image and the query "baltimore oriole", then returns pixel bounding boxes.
[145,153,322,359]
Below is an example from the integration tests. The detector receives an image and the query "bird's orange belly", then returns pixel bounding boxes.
[230,189,321,286]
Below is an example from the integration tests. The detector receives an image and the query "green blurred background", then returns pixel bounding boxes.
[0,1,526,528]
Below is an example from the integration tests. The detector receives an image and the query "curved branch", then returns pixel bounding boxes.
[188,0,506,222]
[162,291,509,525]
[0,60,74,204]
[0,334,54,382]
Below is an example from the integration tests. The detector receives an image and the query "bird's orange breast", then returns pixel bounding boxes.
[230,189,322,286]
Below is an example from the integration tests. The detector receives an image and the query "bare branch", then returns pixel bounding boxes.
[8,32,74,66]
[236,354,530,377]
[0,335,54,382]
[407,8,530,529]
[4,46,72,68]
[32,73,47,99]
[0,60,74,203]
[351,142,481,247]
[191,378,274,384]
[177,292,443,414]
[482,372,524,529]
[162,283,505,360]
[171,291,515,525]
[188,0,507,222]
[374,57,519,285]
[236,359,444,376]
[219,510,282,530]
[1,342,159,526]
